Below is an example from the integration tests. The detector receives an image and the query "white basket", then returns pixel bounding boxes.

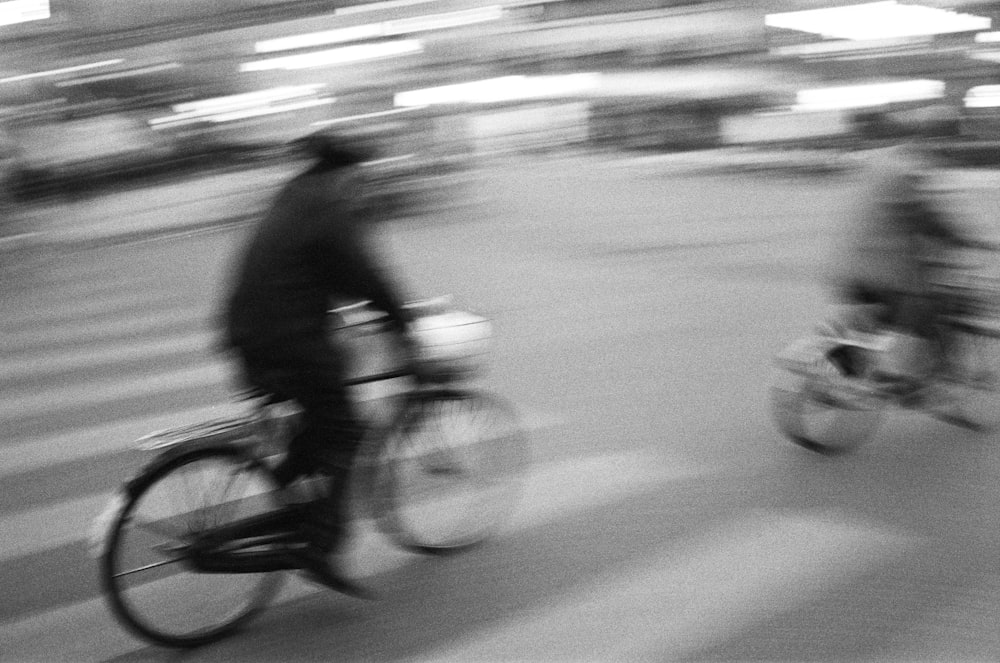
[410,307,493,380]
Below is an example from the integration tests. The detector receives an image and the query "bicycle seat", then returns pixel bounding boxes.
[236,363,297,407]
[235,385,290,407]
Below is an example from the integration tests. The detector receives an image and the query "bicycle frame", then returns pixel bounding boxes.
[113,298,490,578]
[185,507,308,574]
[139,368,415,578]
[779,268,1000,413]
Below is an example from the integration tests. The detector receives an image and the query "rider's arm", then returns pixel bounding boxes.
[906,191,995,252]
[334,218,413,331]
[311,171,419,345]
[333,225,428,377]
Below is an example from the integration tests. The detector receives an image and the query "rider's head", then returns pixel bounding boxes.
[854,105,960,144]
[895,105,961,141]
[293,130,377,167]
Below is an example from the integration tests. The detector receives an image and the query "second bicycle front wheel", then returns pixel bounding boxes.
[99,446,285,648]
[377,388,529,553]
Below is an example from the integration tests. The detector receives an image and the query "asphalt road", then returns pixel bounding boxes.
[2,154,999,661]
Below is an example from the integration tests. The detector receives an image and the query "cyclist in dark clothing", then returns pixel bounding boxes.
[830,109,995,387]
[223,132,419,594]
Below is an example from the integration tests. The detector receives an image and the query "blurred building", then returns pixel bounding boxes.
[2,0,1000,196]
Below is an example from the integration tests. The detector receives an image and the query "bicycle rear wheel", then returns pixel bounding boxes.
[377,388,529,553]
[99,446,285,648]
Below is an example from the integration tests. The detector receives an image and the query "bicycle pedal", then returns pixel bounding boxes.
[293,551,373,600]
[931,409,987,432]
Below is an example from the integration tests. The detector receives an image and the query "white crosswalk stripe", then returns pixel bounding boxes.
[412,512,914,662]
[2,288,185,335]
[1,281,226,439]
[0,362,232,423]
[2,328,215,384]
[4,301,209,350]
[0,429,920,663]
[0,447,697,659]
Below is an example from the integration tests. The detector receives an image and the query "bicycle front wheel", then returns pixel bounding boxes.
[938,326,1000,432]
[378,388,529,553]
[99,446,285,648]
[771,349,883,454]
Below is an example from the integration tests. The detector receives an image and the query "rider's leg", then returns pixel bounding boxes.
[271,340,371,597]
[828,283,892,377]
[285,397,365,554]
[239,338,369,585]
[894,288,956,376]
[267,338,364,549]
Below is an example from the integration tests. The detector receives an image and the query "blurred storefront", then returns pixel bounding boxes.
[3,0,1000,198]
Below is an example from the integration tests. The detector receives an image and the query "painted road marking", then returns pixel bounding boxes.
[1,329,216,385]
[0,449,705,661]
[0,407,570,562]
[0,363,231,424]
[412,510,915,662]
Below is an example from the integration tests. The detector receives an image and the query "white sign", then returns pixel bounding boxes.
[0,0,49,28]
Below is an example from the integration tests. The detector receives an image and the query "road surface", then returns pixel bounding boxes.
[2,154,998,661]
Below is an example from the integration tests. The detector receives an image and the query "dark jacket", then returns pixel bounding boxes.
[224,159,411,351]
[830,144,970,296]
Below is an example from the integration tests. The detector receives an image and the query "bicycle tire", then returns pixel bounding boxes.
[771,348,883,454]
[99,446,285,648]
[375,388,529,553]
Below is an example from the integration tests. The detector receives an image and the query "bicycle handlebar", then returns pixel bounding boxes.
[341,367,415,387]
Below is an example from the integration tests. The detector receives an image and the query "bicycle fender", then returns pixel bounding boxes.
[124,442,262,499]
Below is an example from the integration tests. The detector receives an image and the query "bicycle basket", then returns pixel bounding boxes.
[410,306,493,381]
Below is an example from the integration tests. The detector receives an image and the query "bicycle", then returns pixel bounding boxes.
[770,258,1000,453]
[88,297,530,648]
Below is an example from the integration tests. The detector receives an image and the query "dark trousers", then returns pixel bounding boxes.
[236,336,365,552]
[840,281,957,376]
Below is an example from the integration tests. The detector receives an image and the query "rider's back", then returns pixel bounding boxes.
[830,143,942,297]
[224,163,372,350]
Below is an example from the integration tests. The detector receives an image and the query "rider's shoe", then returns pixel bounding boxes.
[929,407,987,432]
[922,384,989,432]
[292,545,373,600]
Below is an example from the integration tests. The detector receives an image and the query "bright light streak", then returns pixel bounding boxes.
[772,37,928,57]
[207,98,334,123]
[312,105,427,128]
[255,24,383,53]
[975,31,1000,43]
[794,79,945,111]
[150,85,333,128]
[0,59,124,84]
[241,40,422,71]
[334,0,439,16]
[971,51,1000,62]
[965,85,1000,108]
[383,6,503,35]
[394,73,600,106]
[0,0,48,27]
[256,7,502,54]
[766,1,990,40]
[171,85,325,114]
[55,63,182,87]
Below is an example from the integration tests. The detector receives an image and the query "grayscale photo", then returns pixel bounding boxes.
[2,1,999,660]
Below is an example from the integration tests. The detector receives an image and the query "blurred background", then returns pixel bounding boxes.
[3,0,1000,220]
[4,3,1000,661]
